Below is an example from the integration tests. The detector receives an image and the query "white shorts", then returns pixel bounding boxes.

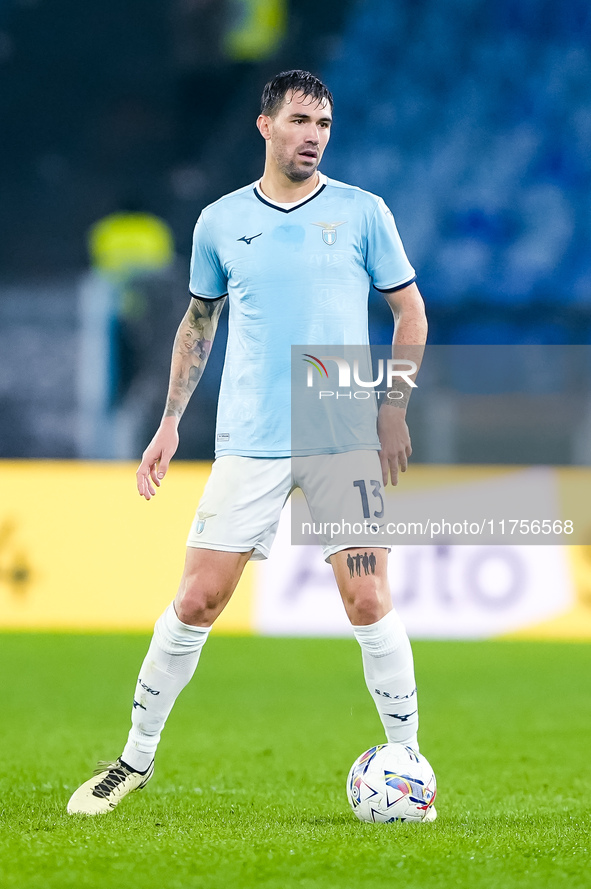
[186,451,389,561]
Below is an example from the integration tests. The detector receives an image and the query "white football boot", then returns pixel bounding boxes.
[67,758,154,815]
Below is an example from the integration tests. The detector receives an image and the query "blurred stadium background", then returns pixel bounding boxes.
[1,0,591,637]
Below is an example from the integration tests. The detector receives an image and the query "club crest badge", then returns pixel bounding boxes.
[194,510,215,535]
[311,221,346,246]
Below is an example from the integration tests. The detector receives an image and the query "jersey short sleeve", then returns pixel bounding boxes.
[189,214,228,299]
[365,197,416,292]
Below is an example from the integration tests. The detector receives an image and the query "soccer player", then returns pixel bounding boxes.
[67,70,432,818]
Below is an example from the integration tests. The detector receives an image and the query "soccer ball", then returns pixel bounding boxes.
[346,743,436,823]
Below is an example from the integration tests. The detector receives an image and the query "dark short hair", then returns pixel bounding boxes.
[260,70,333,117]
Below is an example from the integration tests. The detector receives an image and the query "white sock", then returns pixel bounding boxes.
[121,603,211,772]
[352,609,419,750]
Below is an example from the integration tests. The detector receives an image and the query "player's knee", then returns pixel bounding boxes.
[175,593,218,626]
[175,576,226,626]
[344,591,388,626]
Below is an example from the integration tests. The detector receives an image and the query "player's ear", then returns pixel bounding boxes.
[257,114,272,140]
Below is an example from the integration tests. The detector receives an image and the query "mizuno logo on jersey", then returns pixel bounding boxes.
[237,232,262,245]
[311,221,346,245]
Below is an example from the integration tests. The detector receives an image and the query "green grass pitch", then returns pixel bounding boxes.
[0,634,589,889]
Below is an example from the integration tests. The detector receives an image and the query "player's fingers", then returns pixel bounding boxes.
[390,457,399,487]
[379,451,389,487]
[136,466,146,495]
[157,453,172,480]
[136,462,155,499]
[149,463,161,487]
[139,477,155,500]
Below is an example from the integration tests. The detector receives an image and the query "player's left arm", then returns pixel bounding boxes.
[377,281,428,486]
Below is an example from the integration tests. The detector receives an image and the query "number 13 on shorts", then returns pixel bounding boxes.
[353,479,384,520]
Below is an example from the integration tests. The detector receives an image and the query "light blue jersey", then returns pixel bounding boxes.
[189,175,416,457]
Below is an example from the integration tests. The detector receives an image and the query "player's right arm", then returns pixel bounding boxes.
[136,296,226,500]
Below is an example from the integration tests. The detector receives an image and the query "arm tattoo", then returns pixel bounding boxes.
[384,380,412,409]
[164,297,225,421]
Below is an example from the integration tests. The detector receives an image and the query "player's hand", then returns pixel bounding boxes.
[136,418,180,500]
[377,404,412,486]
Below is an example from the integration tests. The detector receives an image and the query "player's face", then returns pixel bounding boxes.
[260,90,332,182]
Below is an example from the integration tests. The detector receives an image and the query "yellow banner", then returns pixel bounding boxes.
[1,461,590,636]
[0,461,254,633]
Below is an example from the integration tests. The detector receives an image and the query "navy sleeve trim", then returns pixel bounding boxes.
[188,289,227,302]
[374,275,417,294]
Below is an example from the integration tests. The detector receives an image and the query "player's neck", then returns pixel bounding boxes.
[258,169,320,204]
